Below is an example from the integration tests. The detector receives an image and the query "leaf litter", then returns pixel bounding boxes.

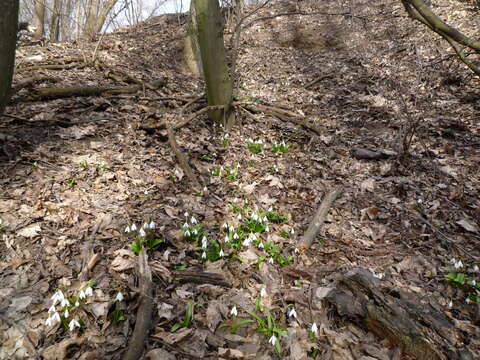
[1,0,480,359]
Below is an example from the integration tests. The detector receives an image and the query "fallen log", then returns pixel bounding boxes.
[13,78,167,102]
[323,268,475,360]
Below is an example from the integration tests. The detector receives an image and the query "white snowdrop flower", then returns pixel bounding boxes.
[454,260,464,269]
[142,222,148,229]
[51,290,65,305]
[52,312,61,323]
[139,228,147,237]
[64,309,69,318]
[149,221,156,229]
[260,287,267,297]
[229,225,235,232]
[472,280,477,286]
[75,301,80,307]
[201,251,207,259]
[202,236,207,243]
[184,211,189,218]
[288,307,297,319]
[294,248,299,254]
[257,139,263,144]
[262,216,268,223]
[130,223,137,231]
[144,190,149,195]
[268,207,273,211]
[237,214,242,220]
[268,335,277,346]
[258,242,264,249]
[250,234,257,241]
[265,226,270,232]
[448,300,453,308]
[115,292,124,302]
[219,249,225,257]
[242,238,251,247]
[191,216,197,224]
[220,166,224,172]
[192,228,198,235]
[125,225,131,233]
[202,241,208,249]
[48,305,56,314]
[224,235,229,242]
[222,222,228,229]
[60,298,70,308]
[203,186,207,192]
[449,258,457,264]
[268,257,274,264]
[311,322,318,334]
[291,229,295,235]
[85,287,93,297]
[473,265,479,272]
[69,319,81,332]
[183,222,189,228]
[185,229,191,237]
[466,298,471,304]
[233,233,239,240]
[45,316,54,327]
[252,213,258,221]
[78,290,86,299]
[236,163,241,168]
[230,306,238,316]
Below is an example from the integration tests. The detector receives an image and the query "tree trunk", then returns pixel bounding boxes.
[183,6,203,77]
[32,0,45,40]
[84,0,119,37]
[0,0,19,115]
[50,0,62,42]
[193,0,235,129]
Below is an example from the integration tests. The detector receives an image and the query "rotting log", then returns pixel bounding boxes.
[323,268,475,360]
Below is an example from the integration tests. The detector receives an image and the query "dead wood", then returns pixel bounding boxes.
[167,126,203,191]
[173,270,232,288]
[324,268,474,360]
[14,78,167,102]
[242,103,322,135]
[16,63,85,73]
[122,249,154,360]
[300,188,344,248]
[304,72,335,89]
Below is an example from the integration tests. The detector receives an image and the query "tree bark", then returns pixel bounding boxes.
[193,0,235,129]
[84,0,119,37]
[183,5,203,77]
[0,0,19,116]
[32,0,46,40]
[50,0,63,42]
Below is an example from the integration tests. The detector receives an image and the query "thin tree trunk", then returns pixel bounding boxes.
[50,0,63,42]
[32,0,46,40]
[193,0,235,129]
[0,0,19,115]
[183,5,203,77]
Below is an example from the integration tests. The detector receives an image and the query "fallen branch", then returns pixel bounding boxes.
[122,249,154,360]
[305,72,335,89]
[13,78,167,102]
[300,188,344,248]
[15,63,85,73]
[167,127,203,191]
[242,103,322,135]
[173,271,231,287]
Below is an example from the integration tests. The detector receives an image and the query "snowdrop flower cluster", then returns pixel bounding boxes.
[45,286,93,331]
[450,258,464,269]
[125,220,156,237]
[243,233,257,247]
[182,212,200,240]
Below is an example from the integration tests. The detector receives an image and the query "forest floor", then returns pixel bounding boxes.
[1,0,479,359]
